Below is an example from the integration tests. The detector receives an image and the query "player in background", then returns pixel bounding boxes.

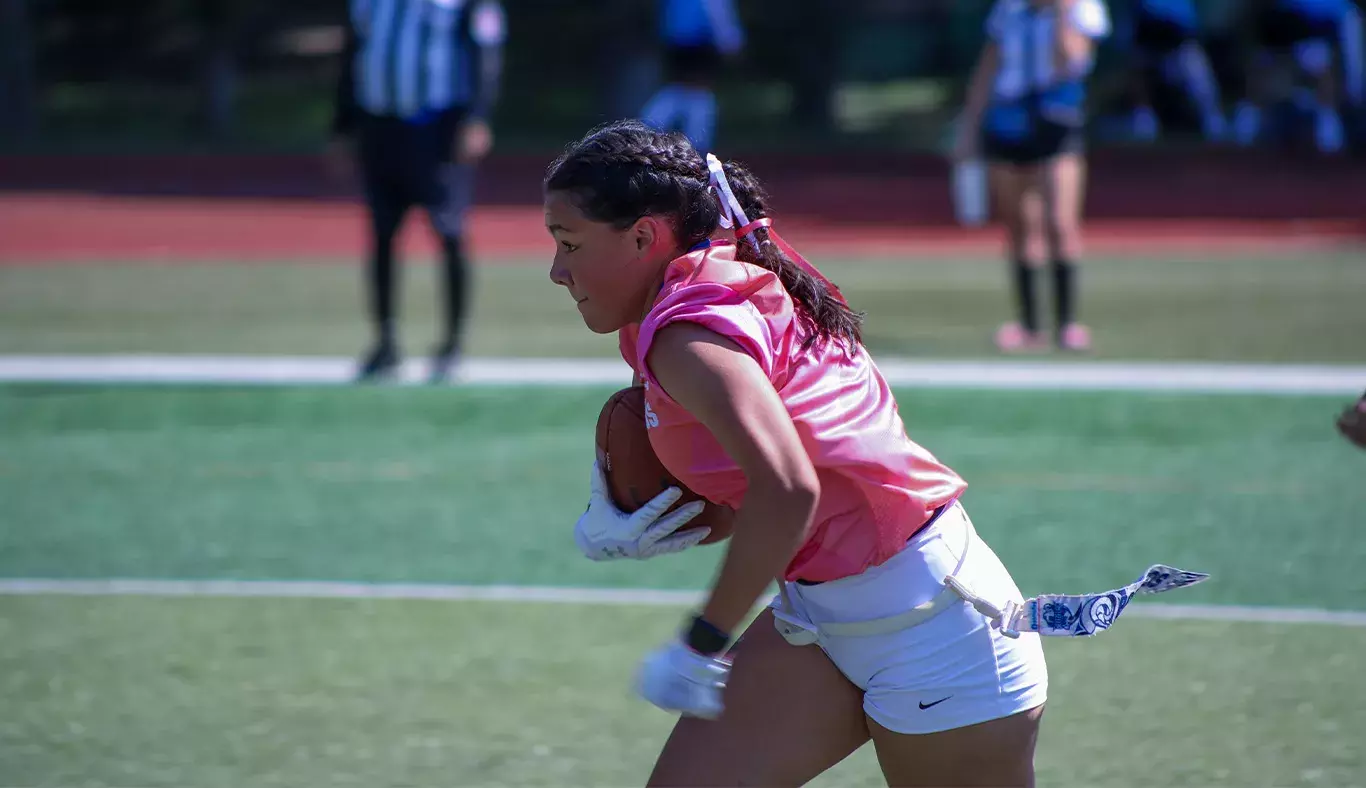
[1339,0,1365,140]
[955,0,1111,353]
[1125,0,1228,141]
[639,0,745,154]
[544,120,1204,786]
[1232,0,1355,153]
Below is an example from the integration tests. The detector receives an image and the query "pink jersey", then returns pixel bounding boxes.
[619,243,968,583]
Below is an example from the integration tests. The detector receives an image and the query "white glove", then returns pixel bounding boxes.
[634,638,730,719]
[573,460,710,561]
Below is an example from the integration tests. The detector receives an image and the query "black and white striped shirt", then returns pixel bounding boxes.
[334,0,505,133]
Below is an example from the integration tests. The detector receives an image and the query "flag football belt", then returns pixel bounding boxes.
[774,517,1209,645]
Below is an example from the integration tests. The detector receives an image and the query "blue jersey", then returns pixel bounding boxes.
[987,0,1112,100]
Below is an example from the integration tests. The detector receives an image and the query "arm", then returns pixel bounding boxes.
[1053,0,1110,75]
[961,42,1001,132]
[465,0,506,124]
[453,0,505,161]
[1053,1,1093,72]
[646,322,819,636]
[955,42,1000,158]
[332,20,361,137]
[962,0,1007,135]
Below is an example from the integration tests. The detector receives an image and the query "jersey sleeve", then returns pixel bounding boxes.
[1071,0,1112,39]
[633,281,778,399]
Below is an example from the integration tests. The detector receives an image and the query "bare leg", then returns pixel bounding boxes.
[990,163,1046,350]
[870,705,1046,788]
[648,609,871,787]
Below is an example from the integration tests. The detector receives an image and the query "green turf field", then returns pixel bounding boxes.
[3,385,1365,787]
[4,597,1363,788]
[3,246,1365,787]
[3,253,1365,362]
[3,386,1363,604]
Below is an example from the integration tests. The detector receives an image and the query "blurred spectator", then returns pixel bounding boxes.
[601,0,661,123]
[640,0,745,154]
[1232,0,1354,153]
[1124,0,1228,141]
[330,0,506,382]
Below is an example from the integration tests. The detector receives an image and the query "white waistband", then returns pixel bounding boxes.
[773,511,1212,643]
[775,505,974,640]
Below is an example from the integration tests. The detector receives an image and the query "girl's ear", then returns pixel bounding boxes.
[630,215,662,254]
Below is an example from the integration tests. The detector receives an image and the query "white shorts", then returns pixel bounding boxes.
[770,502,1048,735]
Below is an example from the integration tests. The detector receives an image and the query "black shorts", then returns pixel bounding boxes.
[980,102,1086,166]
[983,125,1085,165]
[1134,13,1196,53]
[664,44,724,84]
[357,109,476,237]
[1256,6,1340,49]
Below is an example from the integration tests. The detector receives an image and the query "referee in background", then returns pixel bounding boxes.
[329,0,506,382]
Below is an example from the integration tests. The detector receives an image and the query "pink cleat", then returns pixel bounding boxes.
[1058,323,1092,352]
[994,322,1046,353]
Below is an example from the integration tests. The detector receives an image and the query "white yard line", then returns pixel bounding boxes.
[2,578,1364,628]
[0,355,1362,394]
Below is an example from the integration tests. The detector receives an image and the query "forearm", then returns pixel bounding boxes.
[698,487,816,635]
[468,43,503,121]
[961,47,999,127]
[1054,10,1093,74]
[333,26,361,136]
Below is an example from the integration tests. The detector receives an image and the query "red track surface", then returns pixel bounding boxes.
[2,149,1362,263]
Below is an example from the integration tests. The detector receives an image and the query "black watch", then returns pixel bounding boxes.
[683,614,730,656]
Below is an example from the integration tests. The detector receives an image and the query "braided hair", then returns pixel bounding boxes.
[544,120,863,349]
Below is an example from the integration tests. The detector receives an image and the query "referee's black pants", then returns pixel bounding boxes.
[356,108,475,354]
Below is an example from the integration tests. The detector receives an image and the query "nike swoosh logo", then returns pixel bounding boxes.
[918,696,952,710]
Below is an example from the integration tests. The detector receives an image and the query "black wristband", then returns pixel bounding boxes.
[683,615,730,656]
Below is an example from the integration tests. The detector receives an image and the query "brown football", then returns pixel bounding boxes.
[594,386,734,545]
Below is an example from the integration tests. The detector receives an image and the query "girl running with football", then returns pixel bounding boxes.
[545,119,1203,787]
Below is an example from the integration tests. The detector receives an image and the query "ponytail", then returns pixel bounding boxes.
[716,160,864,350]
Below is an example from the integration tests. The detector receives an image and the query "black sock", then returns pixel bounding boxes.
[438,234,469,352]
[370,244,397,350]
[1012,259,1040,334]
[367,193,404,351]
[1051,258,1077,331]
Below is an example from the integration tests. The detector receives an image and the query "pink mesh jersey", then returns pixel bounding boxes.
[619,243,967,583]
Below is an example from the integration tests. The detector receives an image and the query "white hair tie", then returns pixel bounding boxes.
[705,153,760,253]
